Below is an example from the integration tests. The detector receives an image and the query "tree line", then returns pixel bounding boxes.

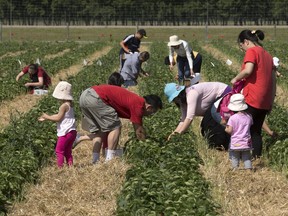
[0,0,287,26]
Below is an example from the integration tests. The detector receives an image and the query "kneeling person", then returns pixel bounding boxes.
[16,64,51,94]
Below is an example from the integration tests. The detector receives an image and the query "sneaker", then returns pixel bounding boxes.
[72,133,81,149]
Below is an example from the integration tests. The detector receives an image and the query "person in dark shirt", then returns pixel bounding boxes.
[16,64,51,93]
[119,29,147,71]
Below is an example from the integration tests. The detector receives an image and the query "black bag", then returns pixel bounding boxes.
[164,56,170,65]
[200,105,230,150]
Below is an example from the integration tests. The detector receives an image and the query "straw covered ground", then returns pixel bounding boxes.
[8,118,132,216]
[7,43,288,216]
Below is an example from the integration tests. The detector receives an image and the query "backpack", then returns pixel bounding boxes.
[216,80,244,122]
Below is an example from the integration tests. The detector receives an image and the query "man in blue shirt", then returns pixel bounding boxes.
[120,51,150,87]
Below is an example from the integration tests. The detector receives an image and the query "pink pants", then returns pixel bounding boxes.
[55,130,77,168]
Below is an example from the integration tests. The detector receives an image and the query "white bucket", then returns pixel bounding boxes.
[226,59,232,66]
[33,89,48,95]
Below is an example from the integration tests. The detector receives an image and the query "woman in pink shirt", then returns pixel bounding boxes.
[164,82,231,140]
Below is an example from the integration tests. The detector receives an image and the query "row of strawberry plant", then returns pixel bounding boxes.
[0,41,100,103]
[0,41,53,57]
[209,39,242,63]
[116,42,219,215]
[0,41,78,75]
[263,41,288,89]
[264,105,288,175]
[195,41,288,175]
[0,43,117,214]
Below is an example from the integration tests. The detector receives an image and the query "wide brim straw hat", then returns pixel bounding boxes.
[52,81,74,101]
[164,83,185,102]
[228,93,248,112]
[167,35,182,47]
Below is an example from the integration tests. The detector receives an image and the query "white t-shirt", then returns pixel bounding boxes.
[169,40,193,69]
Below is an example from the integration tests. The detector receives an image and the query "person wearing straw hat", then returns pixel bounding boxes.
[16,63,51,94]
[38,81,77,168]
[225,94,253,170]
[164,81,231,145]
[167,35,202,84]
[119,29,148,71]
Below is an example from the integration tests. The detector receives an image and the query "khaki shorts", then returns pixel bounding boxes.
[79,88,121,133]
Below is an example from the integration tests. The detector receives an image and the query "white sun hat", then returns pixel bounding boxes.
[167,35,182,47]
[52,81,74,101]
[228,93,248,112]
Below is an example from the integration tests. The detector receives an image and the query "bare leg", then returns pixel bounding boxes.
[92,133,103,153]
[73,133,97,149]
[106,126,121,161]
[91,132,104,163]
[262,120,275,137]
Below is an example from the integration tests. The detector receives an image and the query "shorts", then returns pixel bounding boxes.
[79,88,121,133]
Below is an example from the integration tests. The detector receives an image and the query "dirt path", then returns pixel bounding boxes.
[8,46,150,216]
[202,44,288,107]
[193,44,288,215]
[43,49,71,60]
[0,46,112,129]
[0,48,70,62]
[192,121,288,216]
[0,51,27,60]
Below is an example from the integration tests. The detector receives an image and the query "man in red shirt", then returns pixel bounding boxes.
[78,84,162,163]
[16,64,51,93]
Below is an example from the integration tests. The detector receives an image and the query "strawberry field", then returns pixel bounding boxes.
[0,36,287,215]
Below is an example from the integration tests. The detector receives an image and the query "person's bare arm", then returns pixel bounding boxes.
[16,71,25,82]
[132,123,146,140]
[175,118,193,134]
[25,77,44,87]
[120,41,130,53]
[231,62,254,84]
[225,125,233,135]
[39,103,68,122]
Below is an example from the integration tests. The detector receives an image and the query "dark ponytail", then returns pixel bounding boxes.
[237,29,265,47]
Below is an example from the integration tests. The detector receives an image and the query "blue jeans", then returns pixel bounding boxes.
[123,80,137,88]
[176,54,203,83]
[230,150,252,169]
[177,56,191,83]
[211,104,222,125]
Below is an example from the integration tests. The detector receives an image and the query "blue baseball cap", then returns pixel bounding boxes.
[164,83,185,103]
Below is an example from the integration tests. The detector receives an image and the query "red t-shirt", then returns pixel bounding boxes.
[22,66,52,88]
[242,46,274,110]
[92,84,145,125]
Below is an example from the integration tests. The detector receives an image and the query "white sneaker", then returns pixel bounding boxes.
[72,133,81,149]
